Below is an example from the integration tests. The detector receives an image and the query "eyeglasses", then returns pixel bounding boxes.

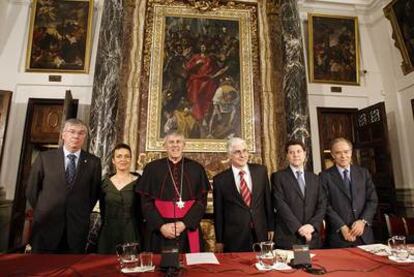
[65,129,87,136]
[231,149,248,156]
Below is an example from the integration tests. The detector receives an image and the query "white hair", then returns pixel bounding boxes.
[227,137,247,154]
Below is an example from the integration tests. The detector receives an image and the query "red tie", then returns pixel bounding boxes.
[239,170,251,206]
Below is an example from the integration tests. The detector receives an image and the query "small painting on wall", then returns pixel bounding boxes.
[25,0,94,73]
[308,14,360,85]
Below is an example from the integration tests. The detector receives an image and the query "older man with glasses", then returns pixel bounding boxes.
[213,137,274,252]
[26,118,102,254]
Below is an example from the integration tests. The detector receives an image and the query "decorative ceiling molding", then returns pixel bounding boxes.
[299,0,384,12]
[298,0,387,18]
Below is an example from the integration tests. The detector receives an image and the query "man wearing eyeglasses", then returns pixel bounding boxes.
[213,137,273,252]
[26,118,101,253]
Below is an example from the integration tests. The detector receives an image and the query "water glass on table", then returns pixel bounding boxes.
[140,252,153,271]
[116,242,140,273]
[252,241,276,269]
[388,236,409,261]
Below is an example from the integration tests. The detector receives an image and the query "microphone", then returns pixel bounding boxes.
[160,196,180,274]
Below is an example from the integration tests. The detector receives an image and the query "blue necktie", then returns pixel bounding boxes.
[296,171,305,196]
[343,169,351,195]
[66,154,77,187]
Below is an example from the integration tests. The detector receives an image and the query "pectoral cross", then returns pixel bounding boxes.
[176,198,185,209]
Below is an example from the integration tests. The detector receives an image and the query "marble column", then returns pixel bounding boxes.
[89,0,123,175]
[280,0,313,170]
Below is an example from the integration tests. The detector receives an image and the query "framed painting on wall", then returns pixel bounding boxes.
[0,91,12,169]
[384,0,414,75]
[144,1,259,152]
[25,0,94,73]
[308,13,360,85]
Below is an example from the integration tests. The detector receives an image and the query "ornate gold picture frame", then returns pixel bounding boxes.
[308,13,360,85]
[144,2,258,152]
[0,91,12,169]
[384,0,414,75]
[25,0,94,73]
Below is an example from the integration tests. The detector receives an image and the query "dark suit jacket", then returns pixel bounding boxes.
[26,148,101,253]
[213,163,274,252]
[271,167,326,249]
[320,165,378,248]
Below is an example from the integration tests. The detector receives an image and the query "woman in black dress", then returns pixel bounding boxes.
[97,143,141,254]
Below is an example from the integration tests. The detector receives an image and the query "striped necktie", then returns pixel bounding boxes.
[239,170,251,206]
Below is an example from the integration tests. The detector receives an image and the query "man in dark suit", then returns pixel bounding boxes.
[271,140,326,249]
[320,137,378,248]
[213,137,273,252]
[26,119,101,253]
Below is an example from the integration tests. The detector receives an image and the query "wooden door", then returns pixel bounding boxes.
[317,107,357,170]
[354,102,396,240]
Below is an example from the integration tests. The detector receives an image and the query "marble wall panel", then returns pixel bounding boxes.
[280,0,313,170]
[89,0,123,175]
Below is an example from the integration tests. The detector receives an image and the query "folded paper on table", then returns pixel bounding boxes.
[186,252,220,265]
[274,249,316,262]
[358,244,390,256]
[121,265,155,274]
[388,255,414,263]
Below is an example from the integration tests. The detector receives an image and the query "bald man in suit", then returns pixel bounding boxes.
[26,119,101,253]
[213,137,273,252]
[320,137,378,248]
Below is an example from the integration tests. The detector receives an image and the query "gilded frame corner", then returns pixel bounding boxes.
[0,90,12,170]
[384,0,414,75]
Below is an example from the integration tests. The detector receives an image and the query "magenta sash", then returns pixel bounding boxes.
[154,199,200,253]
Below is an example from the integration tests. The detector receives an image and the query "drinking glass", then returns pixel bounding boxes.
[140,252,153,270]
[116,242,140,273]
[252,241,275,269]
[388,236,409,261]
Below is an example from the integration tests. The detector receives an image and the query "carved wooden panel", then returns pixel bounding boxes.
[30,104,63,143]
[355,102,396,241]
[317,107,357,169]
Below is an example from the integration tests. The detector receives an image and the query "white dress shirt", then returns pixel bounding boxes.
[289,165,306,185]
[336,165,351,181]
[63,147,81,170]
[231,165,252,193]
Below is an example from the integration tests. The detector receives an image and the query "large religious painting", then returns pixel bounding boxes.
[144,1,258,152]
[308,14,360,85]
[384,0,414,75]
[25,0,94,73]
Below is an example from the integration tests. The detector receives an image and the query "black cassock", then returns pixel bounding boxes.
[136,157,210,253]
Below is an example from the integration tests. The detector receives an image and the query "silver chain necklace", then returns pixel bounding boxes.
[167,158,185,209]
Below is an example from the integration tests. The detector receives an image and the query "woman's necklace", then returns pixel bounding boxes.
[167,158,185,209]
